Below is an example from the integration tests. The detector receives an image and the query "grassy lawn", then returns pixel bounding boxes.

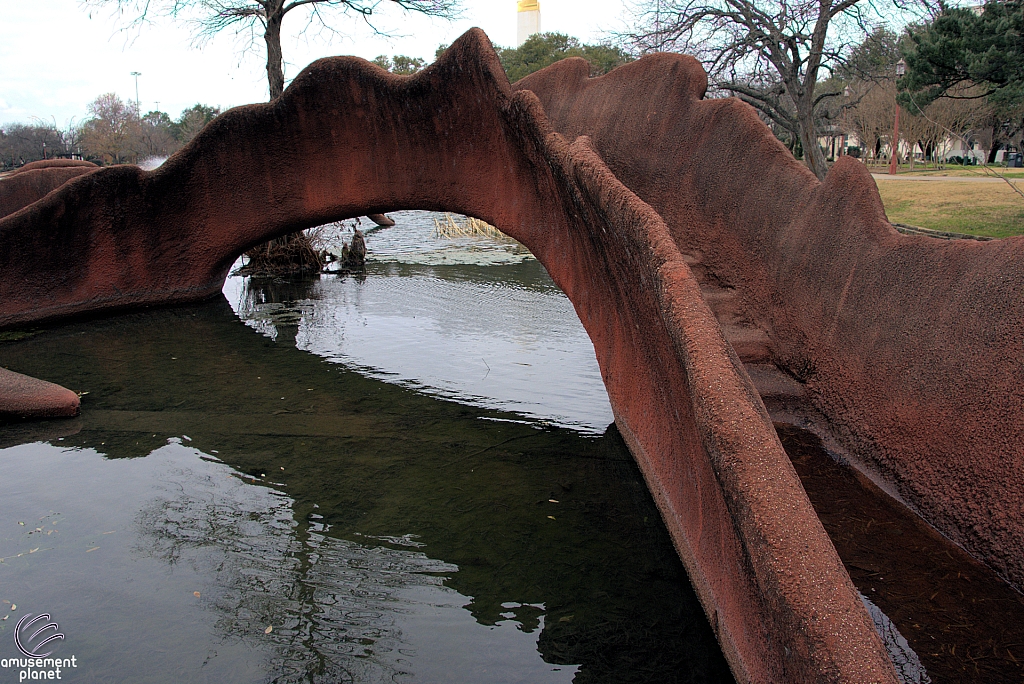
[874,179,1024,238]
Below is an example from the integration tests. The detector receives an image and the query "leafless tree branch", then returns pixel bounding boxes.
[616,0,914,179]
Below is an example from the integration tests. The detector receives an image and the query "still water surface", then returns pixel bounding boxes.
[0,213,733,683]
[224,217,613,433]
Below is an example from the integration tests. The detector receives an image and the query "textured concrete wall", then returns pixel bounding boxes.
[0,367,79,418]
[0,163,98,219]
[0,31,898,682]
[516,55,1024,592]
[14,159,97,172]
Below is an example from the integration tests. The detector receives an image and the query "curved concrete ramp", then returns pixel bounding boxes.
[0,30,898,682]
[516,57,1024,594]
[0,367,80,419]
[14,159,98,172]
[0,162,99,220]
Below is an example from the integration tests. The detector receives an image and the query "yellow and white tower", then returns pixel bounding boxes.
[517,0,541,46]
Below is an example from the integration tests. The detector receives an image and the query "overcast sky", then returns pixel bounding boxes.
[1,1,630,127]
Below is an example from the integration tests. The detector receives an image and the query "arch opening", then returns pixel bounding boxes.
[227,208,614,434]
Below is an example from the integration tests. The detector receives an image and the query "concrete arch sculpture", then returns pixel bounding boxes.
[517,57,1024,595]
[9,27,1006,682]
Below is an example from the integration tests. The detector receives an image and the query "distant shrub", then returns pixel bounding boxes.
[495,33,633,82]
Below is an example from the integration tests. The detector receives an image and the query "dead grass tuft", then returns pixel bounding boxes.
[433,213,510,240]
[238,230,326,277]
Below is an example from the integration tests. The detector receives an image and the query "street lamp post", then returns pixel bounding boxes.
[130,71,142,115]
[888,59,906,175]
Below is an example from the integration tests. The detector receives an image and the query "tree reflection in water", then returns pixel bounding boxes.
[134,453,463,683]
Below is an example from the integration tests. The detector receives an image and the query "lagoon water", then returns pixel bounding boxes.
[0,212,733,683]
[224,213,614,434]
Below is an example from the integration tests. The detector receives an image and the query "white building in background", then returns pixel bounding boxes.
[517,0,541,46]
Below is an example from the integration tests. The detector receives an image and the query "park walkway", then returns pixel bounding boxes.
[872,172,1023,184]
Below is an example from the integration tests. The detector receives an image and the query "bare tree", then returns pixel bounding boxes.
[842,79,894,162]
[91,0,462,100]
[88,0,462,273]
[36,117,86,158]
[81,93,142,164]
[618,0,914,179]
[0,123,63,168]
[917,86,993,164]
[843,79,989,167]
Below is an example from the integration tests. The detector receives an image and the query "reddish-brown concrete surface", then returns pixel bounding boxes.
[0,31,898,682]
[0,367,80,419]
[516,55,1024,594]
[367,213,396,226]
[13,159,97,173]
[0,163,98,219]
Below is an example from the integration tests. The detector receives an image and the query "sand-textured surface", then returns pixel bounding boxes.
[0,366,80,419]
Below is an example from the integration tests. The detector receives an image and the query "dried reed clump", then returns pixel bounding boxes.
[433,213,510,240]
[239,230,326,277]
[237,220,369,276]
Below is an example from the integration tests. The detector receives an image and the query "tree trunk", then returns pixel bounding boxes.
[988,144,1001,165]
[249,0,373,274]
[256,0,298,263]
[265,1,286,100]
[796,103,829,180]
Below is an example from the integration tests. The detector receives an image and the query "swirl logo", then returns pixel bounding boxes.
[14,613,64,658]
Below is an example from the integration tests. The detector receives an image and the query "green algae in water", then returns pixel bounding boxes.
[0,300,734,683]
[0,329,41,343]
